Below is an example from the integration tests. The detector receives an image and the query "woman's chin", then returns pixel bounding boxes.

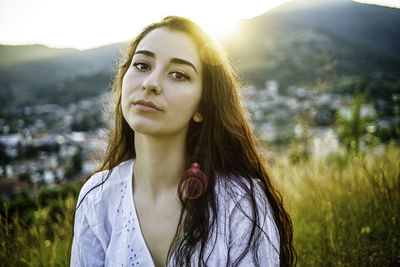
[131,123,159,135]
[131,122,190,138]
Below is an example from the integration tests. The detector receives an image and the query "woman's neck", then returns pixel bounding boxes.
[133,131,187,202]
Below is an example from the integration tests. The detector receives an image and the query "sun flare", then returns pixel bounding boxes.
[0,0,398,50]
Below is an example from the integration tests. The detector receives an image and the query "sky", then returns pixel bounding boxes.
[0,0,399,50]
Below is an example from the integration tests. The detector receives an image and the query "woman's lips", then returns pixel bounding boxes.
[134,103,161,112]
[133,99,162,112]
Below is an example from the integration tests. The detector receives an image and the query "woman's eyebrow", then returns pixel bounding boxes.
[135,50,154,57]
[134,49,198,74]
[170,58,198,74]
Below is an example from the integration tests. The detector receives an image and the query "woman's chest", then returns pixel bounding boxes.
[135,197,182,267]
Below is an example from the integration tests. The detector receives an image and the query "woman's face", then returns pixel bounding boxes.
[121,27,203,137]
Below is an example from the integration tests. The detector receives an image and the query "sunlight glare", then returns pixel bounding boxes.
[0,0,292,49]
[353,0,400,8]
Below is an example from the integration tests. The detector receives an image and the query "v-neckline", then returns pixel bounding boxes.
[127,159,175,267]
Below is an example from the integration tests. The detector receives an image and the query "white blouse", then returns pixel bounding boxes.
[71,159,280,267]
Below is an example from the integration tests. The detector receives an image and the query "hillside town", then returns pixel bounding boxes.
[0,81,380,199]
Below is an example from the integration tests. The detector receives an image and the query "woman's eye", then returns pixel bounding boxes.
[171,72,190,81]
[133,62,150,71]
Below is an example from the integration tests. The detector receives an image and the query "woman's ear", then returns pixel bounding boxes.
[193,112,204,123]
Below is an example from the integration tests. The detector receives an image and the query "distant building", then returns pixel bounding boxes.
[0,133,22,158]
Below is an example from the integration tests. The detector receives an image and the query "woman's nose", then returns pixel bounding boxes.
[141,69,162,95]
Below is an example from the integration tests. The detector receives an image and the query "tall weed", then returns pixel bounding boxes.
[0,193,76,266]
[1,145,399,266]
[272,144,400,266]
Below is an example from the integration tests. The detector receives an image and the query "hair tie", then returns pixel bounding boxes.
[179,163,207,200]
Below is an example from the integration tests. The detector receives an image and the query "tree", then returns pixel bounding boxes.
[336,92,376,152]
[64,147,83,179]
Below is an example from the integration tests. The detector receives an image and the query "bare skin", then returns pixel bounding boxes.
[132,133,186,267]
[124,28,203,267]
[133,183,182,267]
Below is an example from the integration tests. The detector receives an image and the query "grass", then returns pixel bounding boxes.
[1,144,399,266]
[0,187,79,267]
[272,143,400,266]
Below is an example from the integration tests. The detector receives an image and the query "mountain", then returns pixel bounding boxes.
[0,43,123,88]
[227,0,400,102]
[0,0,399,114]
[0,43,125,111]
[267,0,399,54]
[0,44,77,68]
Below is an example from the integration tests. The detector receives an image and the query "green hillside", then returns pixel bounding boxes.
[227,0,400,101]
[0,45,77,68]
[0,0,398,116]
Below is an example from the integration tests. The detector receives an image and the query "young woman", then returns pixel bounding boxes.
[71,16,296,267]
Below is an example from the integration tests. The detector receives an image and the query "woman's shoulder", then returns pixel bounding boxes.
[77,158,134,207]
[214,174,280,256]
[214,174,278,234]
[215,174,269,211]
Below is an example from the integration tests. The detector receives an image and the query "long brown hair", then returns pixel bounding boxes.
[77,16,296,266]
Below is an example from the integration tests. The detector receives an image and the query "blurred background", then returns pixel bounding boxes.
[0,0,399,266]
